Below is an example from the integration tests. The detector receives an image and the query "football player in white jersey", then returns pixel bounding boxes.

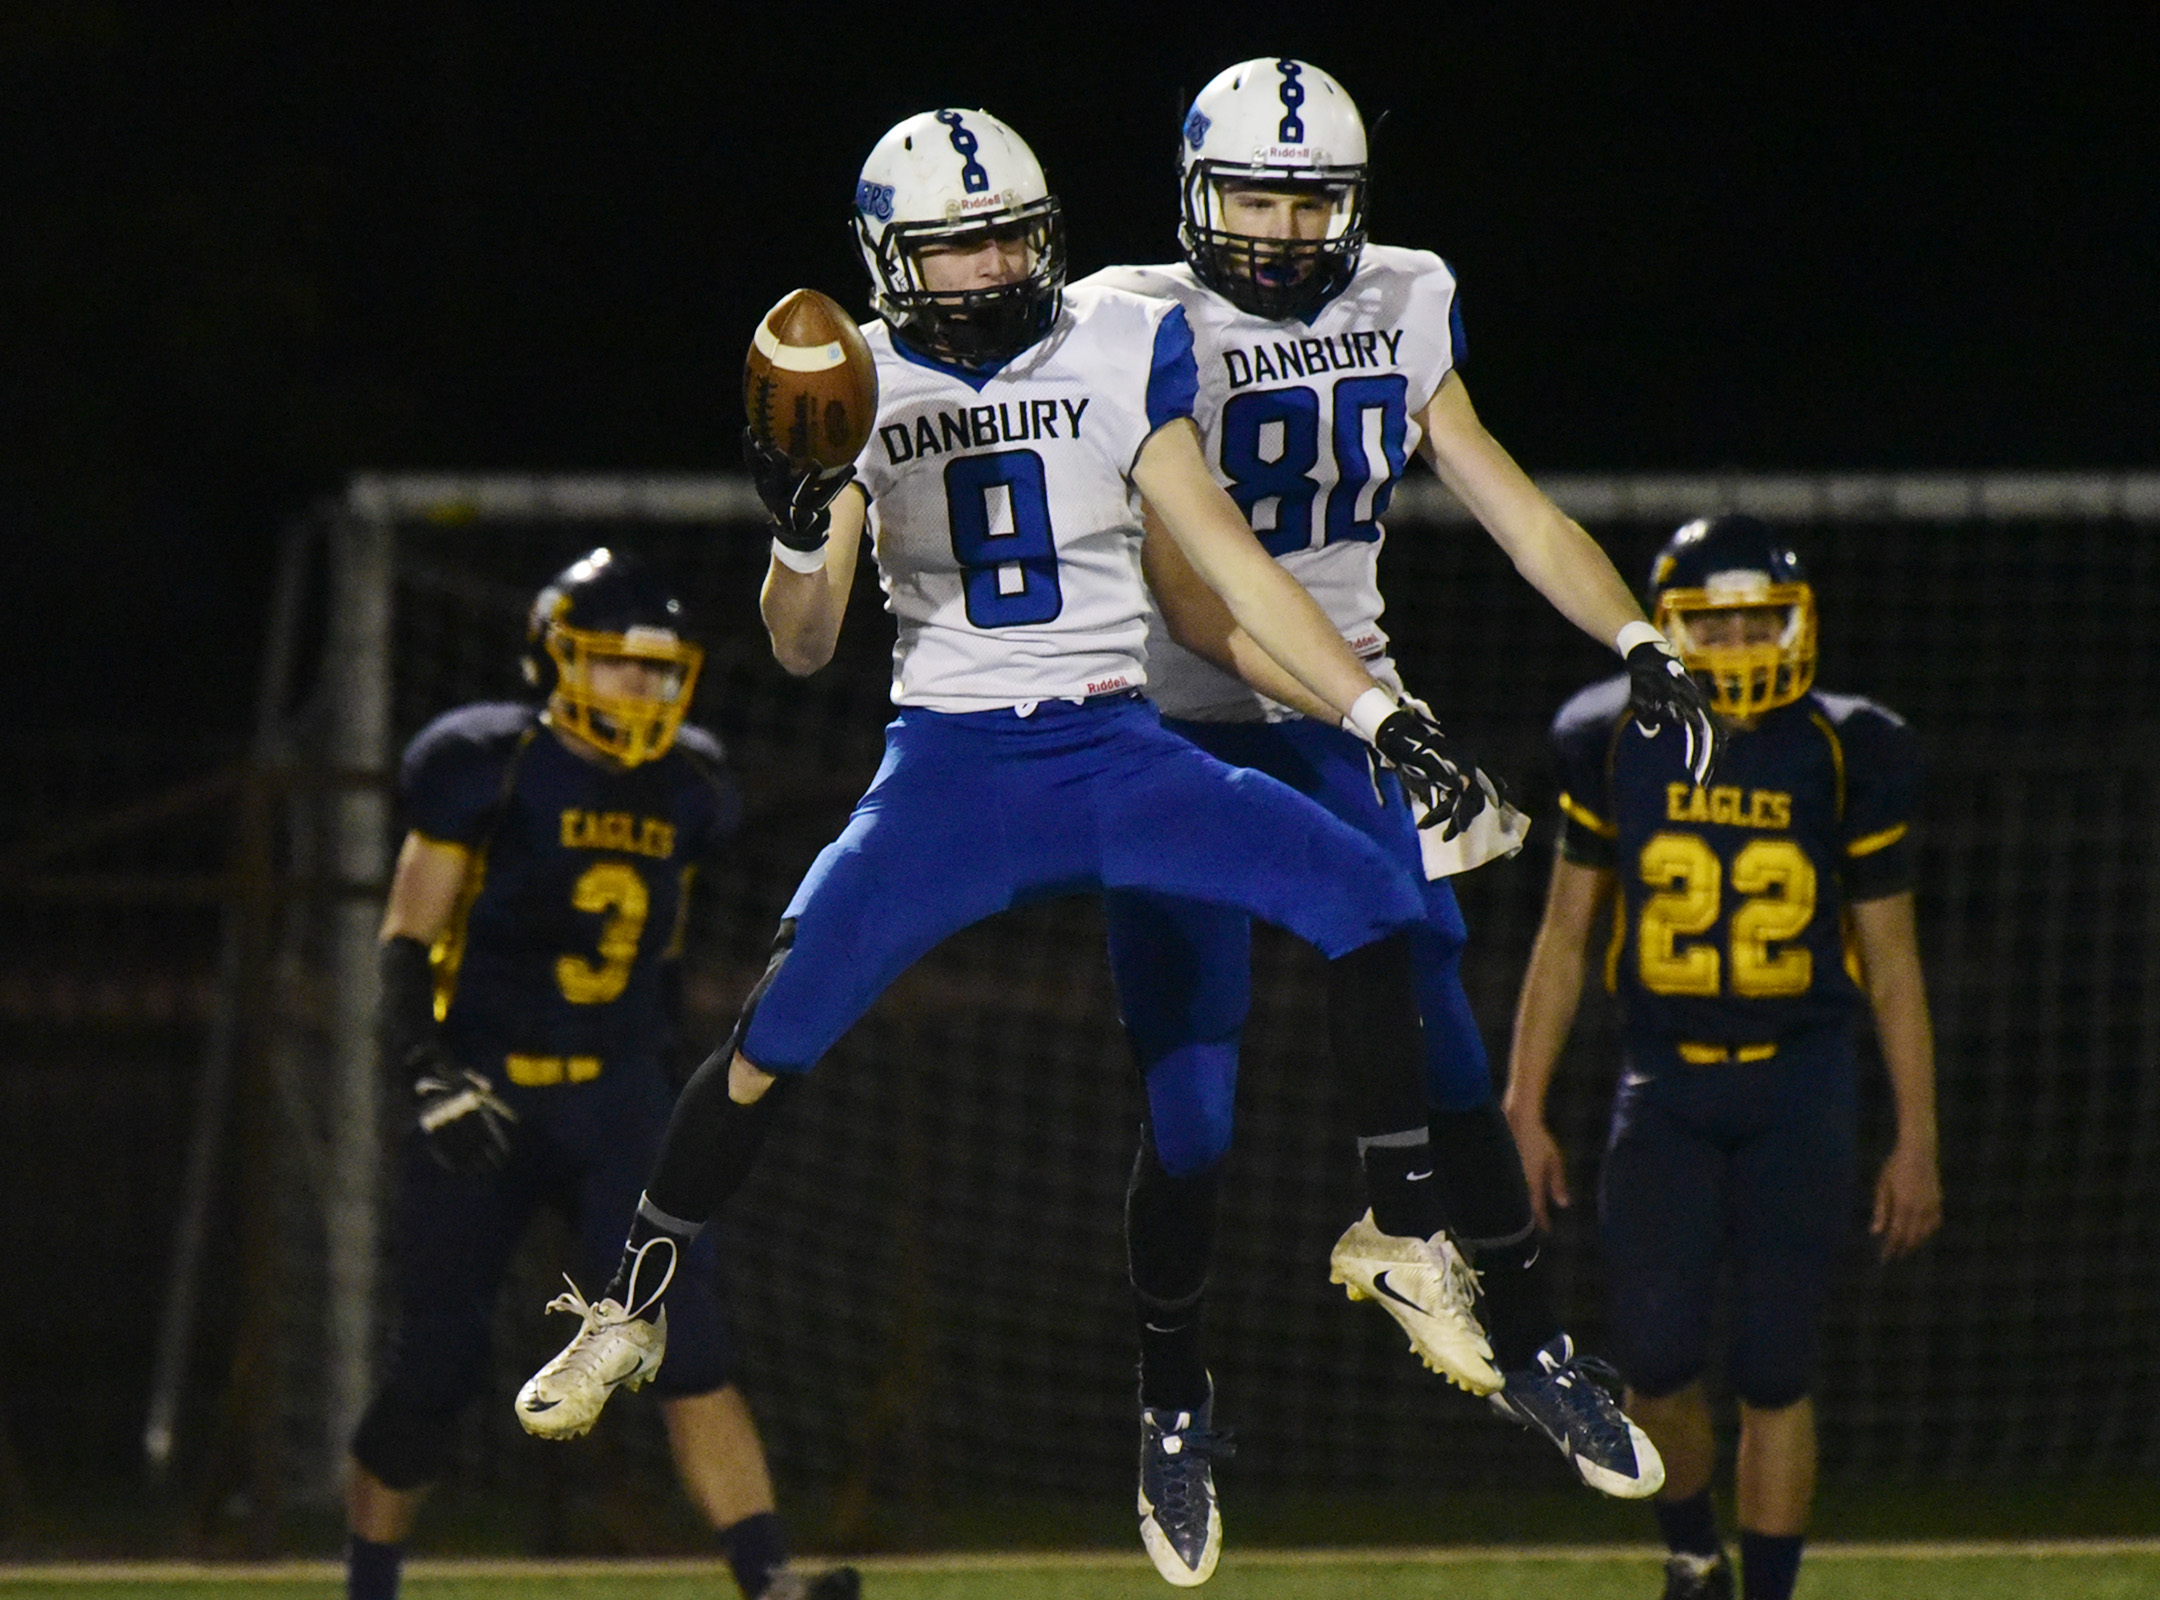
[1084,57,1723,1568]
[514,106,1538,1586]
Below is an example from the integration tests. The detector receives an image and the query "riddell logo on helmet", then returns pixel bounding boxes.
[940,189,1021,220]
[1263,144,1316,160]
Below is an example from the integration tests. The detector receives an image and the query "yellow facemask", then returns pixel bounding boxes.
[543,621,704,767]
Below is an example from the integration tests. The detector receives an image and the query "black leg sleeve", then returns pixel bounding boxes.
[1326,932,1428,1137]
[1428,1103,1537,1253]
[1127,1127,1218,1411]
[1429,1103,1560,1368]
[1329,933,1443,1238]
[645,1048,795,1225]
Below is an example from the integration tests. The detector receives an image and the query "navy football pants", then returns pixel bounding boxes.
[1599,1032,1859,1409]
[353,1067,734,1488]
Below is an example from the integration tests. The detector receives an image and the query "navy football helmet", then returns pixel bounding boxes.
[521,549,703,766]
[1648,515,1817,719]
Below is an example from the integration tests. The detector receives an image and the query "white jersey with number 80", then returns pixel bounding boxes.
[1084,246,1463,723]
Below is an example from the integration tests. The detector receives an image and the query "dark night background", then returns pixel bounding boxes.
[4,5,2153,742]
[1,4,2158,1551]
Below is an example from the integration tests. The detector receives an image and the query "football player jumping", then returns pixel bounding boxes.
[1504,516,1942,1600]
[346,551,856,1600]
[1081,57,1714,1578]
[513,105,1586,1585]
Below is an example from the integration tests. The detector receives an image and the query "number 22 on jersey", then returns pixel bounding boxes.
[1636,831,1817,998]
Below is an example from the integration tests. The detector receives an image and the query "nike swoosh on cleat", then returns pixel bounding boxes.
[523,1398,562,1412]
[1370,1270,1433,1318]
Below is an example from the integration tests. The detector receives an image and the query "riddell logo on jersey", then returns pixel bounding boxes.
[1087,676,1130,695]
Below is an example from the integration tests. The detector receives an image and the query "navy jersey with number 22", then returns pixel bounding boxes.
[1550,679,1918,1050]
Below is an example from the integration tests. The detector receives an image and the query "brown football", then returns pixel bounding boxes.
[743,288,879,470]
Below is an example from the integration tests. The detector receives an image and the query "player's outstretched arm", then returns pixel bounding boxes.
[1419,375,1721,786]
[1851,890,1943,1260]
[1502,853,1612,1230]
[758,481,867,677]
[1133,419,1381,720]
[1418,373,1645,646]
[1137,503,1338,723]
[1137,421,1496,834]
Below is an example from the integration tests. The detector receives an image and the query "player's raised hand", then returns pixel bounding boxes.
[1623,634,1721,788]
[412,1059,518,1175]
[1370,702,1498,842]
[743,428,857,555]
[1871,1137,1943,1261]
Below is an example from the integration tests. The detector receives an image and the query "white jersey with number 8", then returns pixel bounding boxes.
[850,283,1201,713]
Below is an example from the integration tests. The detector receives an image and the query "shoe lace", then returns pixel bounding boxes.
[1145,1413,1235,1521]
[620,1234,677,1319]
[1538,1346,1633,1452]
[536,1279,628,1385]
[538,1239,676,1380]
[1419,1232,1484,1315]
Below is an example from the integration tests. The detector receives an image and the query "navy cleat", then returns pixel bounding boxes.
[1488,1334,1666,1498]
[1662,1549,1735,1600]
[1137,1386,1234,1586]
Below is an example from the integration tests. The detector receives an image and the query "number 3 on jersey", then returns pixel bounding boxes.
[946,450,1063,627]
[556,861,649,1005]
[1219,374,1409,556]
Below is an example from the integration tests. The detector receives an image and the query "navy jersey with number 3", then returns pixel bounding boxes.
[1550,679,1918,1049]
[399,703,742,1085]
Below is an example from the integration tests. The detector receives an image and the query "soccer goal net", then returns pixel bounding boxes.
[245,470,2156,1525]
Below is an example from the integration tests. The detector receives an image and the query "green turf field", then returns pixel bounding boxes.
[5,1545,2159,1600]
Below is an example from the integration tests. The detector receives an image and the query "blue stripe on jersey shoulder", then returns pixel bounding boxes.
[889,331,1017,391]
[1145,304,1200,432]
[1439,256,1467,370]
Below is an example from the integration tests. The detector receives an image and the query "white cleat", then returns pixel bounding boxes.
[515,1278,668,1439]
[1329,1209,1503,1395]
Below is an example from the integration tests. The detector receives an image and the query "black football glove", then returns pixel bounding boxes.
[743,427,857,555]
[1624,636,1722,788]
[410,1057,518,1175]
[1370,703,1498,842]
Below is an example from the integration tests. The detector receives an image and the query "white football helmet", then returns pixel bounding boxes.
[1178,59,1369,319]
[853,109,1067,367]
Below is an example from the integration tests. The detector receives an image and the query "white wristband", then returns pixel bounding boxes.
[1342,685,1399,744]
[770,538,827,575]
[1614,619,1666,657]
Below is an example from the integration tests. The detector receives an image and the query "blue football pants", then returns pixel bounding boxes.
[741,695,1424,1075]
[1104,714,1495,1177]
